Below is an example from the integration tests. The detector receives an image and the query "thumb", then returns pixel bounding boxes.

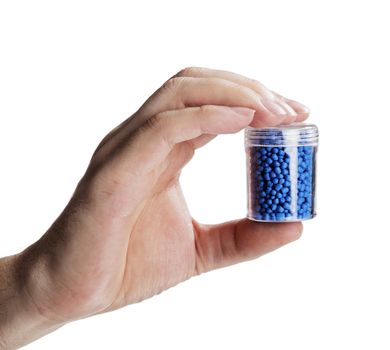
[193,218,303,274]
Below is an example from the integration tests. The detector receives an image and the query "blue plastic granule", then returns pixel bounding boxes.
[245,123,318,222]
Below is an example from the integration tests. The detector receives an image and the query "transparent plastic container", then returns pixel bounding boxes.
[245,123,319,222]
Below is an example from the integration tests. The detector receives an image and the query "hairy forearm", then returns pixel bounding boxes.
[0,255,61,349]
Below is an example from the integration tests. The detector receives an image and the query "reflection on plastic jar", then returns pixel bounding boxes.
[245,123,319,222]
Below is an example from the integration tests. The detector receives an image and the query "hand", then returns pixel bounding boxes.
[0,67,309,348]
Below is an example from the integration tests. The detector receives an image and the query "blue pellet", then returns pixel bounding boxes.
[275,184,283,191]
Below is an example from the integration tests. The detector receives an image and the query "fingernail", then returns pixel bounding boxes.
[261,99,288,115]
[280,100,297,116]
[230,107,256,118]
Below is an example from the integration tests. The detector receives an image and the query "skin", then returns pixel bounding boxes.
[0,67,309,349]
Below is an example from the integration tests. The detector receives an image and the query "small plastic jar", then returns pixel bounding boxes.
[245,123,319,222]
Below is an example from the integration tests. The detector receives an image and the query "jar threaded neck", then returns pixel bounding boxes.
[245,123,319,147]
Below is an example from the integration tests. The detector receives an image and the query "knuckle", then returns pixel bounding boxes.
[250,78,266,90]
[161,76,185,93]
[143,113,172,146]
[176,66,200,77]
[249,78,271,96]
[145,113,166,130]
[197,104,215,115]
[249,78,265,88]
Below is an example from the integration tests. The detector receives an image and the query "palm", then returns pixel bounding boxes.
[109,181,196,310]
[31,182,195,323]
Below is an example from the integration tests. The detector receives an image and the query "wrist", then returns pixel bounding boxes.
[0,254,62,349]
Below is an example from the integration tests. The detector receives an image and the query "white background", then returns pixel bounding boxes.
[1,1,389,349]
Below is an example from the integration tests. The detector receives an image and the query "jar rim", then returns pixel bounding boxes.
[245,122,319,147]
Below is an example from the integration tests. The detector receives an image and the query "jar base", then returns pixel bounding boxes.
[247,214,316,223]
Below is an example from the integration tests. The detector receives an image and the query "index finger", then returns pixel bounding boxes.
[176,67,310,123]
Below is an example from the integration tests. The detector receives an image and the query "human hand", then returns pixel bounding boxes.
[0,67,309,348]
